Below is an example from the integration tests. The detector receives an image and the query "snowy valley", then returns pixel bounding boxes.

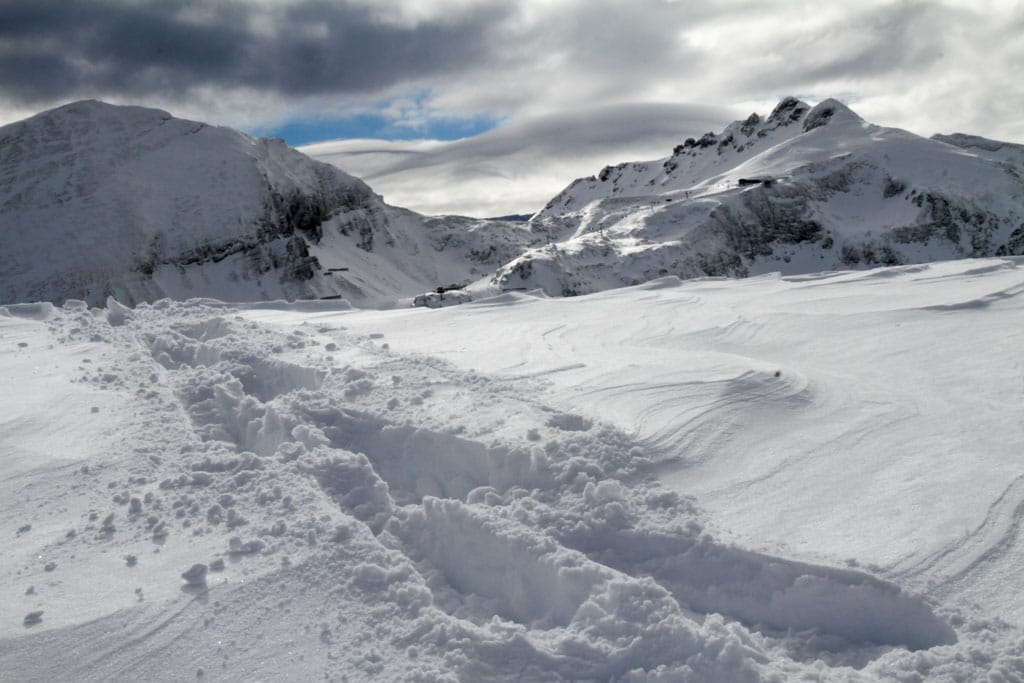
[2,99,1024,681]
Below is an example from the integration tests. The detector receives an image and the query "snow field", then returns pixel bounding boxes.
[318,259,1024,586]
[247,257,1024,677]
[3,257,1024,680]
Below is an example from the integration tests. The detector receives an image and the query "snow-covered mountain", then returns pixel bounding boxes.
[497,97,1024,295]
[0,100,533,306]
[4,98,1023,308]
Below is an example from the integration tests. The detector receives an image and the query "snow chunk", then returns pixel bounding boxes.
[0,302,55,320]
[547,412,593,432]
[105,297,134,326]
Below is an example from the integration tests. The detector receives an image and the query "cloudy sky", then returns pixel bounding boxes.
[1,0,1021,216]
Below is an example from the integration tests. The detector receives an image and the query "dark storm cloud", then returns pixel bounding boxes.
[0,0,509,103]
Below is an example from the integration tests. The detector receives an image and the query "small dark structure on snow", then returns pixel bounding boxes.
[738,177,775,187]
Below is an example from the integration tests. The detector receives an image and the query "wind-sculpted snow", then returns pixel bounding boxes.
[503,98,1024,297]
[5,258,1024,680]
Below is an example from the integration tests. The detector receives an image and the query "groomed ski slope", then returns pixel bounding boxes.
[3,256,1024,680]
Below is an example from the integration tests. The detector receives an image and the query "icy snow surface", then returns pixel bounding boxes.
[3,257,1024,680]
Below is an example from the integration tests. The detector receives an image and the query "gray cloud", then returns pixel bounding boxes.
[302,102,736,217]
[0,0,508,103]
[1,0,1021,145]
[723,2,952,97]
[364,102,732,175]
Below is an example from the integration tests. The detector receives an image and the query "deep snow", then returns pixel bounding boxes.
[3,257,1024,680]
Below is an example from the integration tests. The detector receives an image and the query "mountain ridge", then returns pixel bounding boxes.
[2,97,1022,306]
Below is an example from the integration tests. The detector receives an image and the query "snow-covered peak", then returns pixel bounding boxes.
[802,98,864,132]
[27,98,173,124]
[0,100,535,306]
[1,99,176,146]
[680,97,814,157]
[766,95,811,125]
[508,98,1024,296]
[533,98,824,231]
[1,99,373,218]
[0,100,369,304]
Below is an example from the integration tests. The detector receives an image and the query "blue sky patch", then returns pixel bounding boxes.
[255,112,500,146]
